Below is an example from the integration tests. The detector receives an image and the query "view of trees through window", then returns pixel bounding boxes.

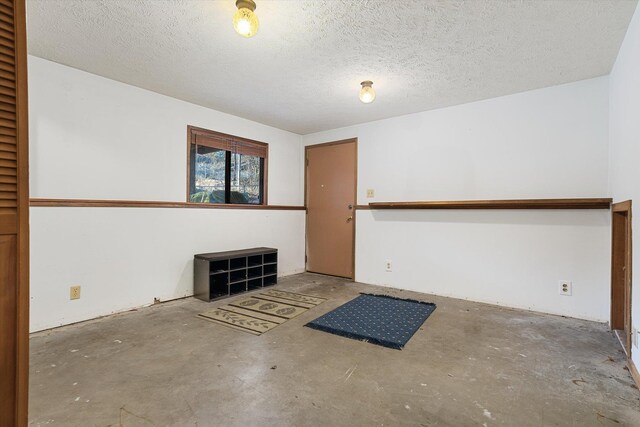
[190,145,264,204]
[192,146,225,202]
[230,152,262,203]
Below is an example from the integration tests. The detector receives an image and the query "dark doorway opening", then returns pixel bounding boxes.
[611,200,632,356]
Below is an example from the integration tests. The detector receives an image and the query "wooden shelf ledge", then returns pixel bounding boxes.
[364,198,612,210]
[30,198,306,210]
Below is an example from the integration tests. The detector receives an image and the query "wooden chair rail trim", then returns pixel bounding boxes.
[29,198,305,211]
[363,198,613,210]
[612,200,632,212]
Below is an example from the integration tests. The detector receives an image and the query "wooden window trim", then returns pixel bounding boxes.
[186,126,269,206]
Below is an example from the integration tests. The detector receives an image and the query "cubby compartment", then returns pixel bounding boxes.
[230,281,247,295]
[210,259,228,274]
[263,263,277,276]
[229,268,247,284]
[248,265,262,279]
[230,257,247,270]
[248,255,262,267]
[209,273,229,299]
[263,274,277,287]
[248,277,262,291]
[194,248,278,302]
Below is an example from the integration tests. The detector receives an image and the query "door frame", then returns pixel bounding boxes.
[611,200,632,357]
[304,138,358,280]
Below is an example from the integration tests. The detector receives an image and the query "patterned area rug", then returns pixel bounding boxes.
[305,293,436,349]
[198,290,327,335]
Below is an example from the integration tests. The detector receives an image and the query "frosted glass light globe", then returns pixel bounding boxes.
[359,81,376,104]
[233,8,259,38]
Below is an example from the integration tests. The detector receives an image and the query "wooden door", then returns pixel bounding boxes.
[611,201,632,356]
[0,0,29,425]
[305,139,357,279]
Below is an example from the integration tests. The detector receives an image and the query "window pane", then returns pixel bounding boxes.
[188,139,265,205]
[190,145,226,203]
[230,152,262,204]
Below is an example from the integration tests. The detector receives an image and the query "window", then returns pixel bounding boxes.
[188,126,267,205]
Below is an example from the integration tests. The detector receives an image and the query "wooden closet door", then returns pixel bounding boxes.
[0,0,29,425]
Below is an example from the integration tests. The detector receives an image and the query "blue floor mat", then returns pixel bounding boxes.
[305,293,436,349]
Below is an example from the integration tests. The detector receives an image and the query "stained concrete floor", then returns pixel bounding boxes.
[30,273,640,426]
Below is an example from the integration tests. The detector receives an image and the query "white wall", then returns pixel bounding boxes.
[304,77,611,321]
[29,57,305,331]
[609,3,640,367]
[31,52,614,330]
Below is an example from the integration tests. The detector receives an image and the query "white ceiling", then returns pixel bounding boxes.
[27,0,638,135]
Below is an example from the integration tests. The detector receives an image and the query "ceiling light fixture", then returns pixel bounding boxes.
[233,0,259,38]
[359,81,376,104]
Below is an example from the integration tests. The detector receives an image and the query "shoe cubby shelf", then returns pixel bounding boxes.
[194,247,278,302]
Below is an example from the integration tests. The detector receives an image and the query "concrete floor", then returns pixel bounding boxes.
[30,273,640,426]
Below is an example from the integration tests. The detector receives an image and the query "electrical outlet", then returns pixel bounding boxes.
[385,260,392,272]
[558,280,572,296]
[70,285,81,300]
[366,189,375,198]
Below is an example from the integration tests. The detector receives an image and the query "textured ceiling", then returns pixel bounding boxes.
[27,0,638,134]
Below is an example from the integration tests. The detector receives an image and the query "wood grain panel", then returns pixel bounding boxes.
[0,149,15,160]
[0,165,16,175]
[0,100,16,112]
[0,112,16,123]
[0,68,15,81]
[0,49,13,63]
[0,211,15,232]
[0,191,16,199]
[0,0,13,18]
[0,157,16,167]
[0,141,16,151]
[0,30,13,44]
[305,139,357,279]
[611,211,627,330]
[0,125,15,136]
[14,1,28,423]
[0,79,16,90]
[0,234,17,426]
[0,40,12,52]
[0,1,28,424]
[0,93,14,103]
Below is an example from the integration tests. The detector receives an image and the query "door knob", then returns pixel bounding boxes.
[347,216,353,222]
